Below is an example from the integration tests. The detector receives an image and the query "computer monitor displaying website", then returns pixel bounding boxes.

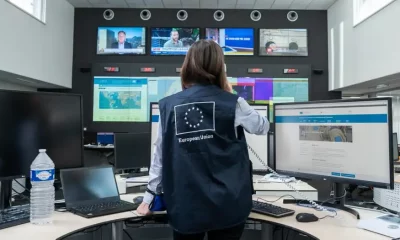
[246,104,269,171]
[150,103,160,158]
[274,98,393,188]
[150,102,269,170]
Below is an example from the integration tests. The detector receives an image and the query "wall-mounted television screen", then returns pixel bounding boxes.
[205,28,254,55]
[97,27,146,55]
[259,29,308,56]
[151,28,200,55]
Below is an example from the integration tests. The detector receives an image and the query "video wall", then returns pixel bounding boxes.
[93,76,308,122]
[96,27,307,56]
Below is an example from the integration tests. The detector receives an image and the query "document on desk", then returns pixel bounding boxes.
[357,214,400,238]
[126,176,149,183]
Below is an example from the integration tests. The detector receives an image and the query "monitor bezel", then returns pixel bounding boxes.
[273,98,394,189]
[150,27,201,56]
[393,132,399,161]
[204,27,255,56]
[258,28,309,57]
[0,90,84,180]
[248,103,270,173]
[96,26,147,56]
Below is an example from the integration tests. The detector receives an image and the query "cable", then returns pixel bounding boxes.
[123,229,133,240]
[247,144,336,217]
[256,195,297,204]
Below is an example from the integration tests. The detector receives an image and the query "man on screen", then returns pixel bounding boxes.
[163,30,183,48]
[111,31,133,49]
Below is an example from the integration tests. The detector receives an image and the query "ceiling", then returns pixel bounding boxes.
[339,72,400,97]
[66,0,337,10]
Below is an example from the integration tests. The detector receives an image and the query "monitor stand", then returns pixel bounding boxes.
[0,180,12,210]
[283,182,360,219]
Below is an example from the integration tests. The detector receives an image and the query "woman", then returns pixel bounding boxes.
[137,40,269,240]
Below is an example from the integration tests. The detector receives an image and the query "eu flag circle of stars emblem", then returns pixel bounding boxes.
[185,106,204,129]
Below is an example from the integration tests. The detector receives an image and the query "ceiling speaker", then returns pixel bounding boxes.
[103,9,114,20]
[287,11,298,22]
[214,10,224,21]
[177,10,188,21]
[140,9,151,21]
[250,10,261,21]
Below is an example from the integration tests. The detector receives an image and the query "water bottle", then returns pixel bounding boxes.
[30,149,55,225]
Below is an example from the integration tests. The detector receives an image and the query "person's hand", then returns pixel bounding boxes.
[137,202,152,216]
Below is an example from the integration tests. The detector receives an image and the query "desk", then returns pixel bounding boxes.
[0,194,391,240]
[253,175,318,200]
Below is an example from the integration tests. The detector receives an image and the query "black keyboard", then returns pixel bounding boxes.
[252,200,295,218]
[71,200,138,218]
[0,205,30,230]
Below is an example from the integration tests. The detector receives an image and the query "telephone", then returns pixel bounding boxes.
[247,144,336,217]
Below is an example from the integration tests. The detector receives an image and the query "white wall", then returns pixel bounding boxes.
[0,0,74,88]
[328,0,400,90]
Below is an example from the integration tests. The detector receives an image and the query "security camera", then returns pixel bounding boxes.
[214,10,224,21]
[250,10,261,21]
[287,11,298,22]
[140,9,151,20]
[177,10,188,21]
[103,9,114,21]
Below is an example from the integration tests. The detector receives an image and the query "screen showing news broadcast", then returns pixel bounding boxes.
[205,28,254,55]
[151,28,200,55]
[97,27,146,55]
[259,29,308,56]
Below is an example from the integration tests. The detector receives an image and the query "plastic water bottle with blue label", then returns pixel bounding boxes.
[30,149,55,224]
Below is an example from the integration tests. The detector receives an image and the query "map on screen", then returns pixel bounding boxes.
[93,76,308,122]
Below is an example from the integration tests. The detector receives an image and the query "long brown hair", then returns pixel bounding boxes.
[180,40,230,91]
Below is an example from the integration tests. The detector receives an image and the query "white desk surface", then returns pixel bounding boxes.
[0,194,391,240]
[252,175,317,192]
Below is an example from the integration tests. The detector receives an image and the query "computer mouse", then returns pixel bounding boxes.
[133,196,144,204]
[296,213,319,223]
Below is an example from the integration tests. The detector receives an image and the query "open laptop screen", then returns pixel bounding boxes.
[61,166,119,205]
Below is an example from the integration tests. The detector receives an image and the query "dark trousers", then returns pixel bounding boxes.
[173,223,245,240]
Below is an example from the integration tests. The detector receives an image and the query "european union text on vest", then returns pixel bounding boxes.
[174,102,215,135]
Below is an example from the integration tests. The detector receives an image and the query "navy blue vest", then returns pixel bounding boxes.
[159,85,253,234]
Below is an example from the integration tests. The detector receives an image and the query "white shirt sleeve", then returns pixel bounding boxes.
[143,115,163,204]
[234,97,270,135]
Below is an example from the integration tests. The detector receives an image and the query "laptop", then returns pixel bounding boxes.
[60,166,139,218]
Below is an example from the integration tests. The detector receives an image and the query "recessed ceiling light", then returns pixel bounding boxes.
[376,84,388,89]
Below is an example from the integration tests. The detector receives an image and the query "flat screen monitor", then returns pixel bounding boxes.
[259,29,308,56]
[0,91,83,180]
[97,132,114,145]
[97,27,146,55]
[393,133,399,161]
[151,28,200,55]
[205,28,254,55]
[150,103,160,158]
[274,98,393,189]
[114,133,151,170]
[93,76,182,122]
[246,104,269,171]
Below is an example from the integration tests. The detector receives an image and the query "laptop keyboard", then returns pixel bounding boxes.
[73,201,132,213]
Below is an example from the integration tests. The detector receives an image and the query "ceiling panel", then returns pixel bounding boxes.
[237,0,255,4]
[271,0,295,9]
[290,0,313,9]
[144,0,164,7]
[87,0,107,3]
[66,0,92,7]
[236,4,255,9]
[66,0,337,9]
